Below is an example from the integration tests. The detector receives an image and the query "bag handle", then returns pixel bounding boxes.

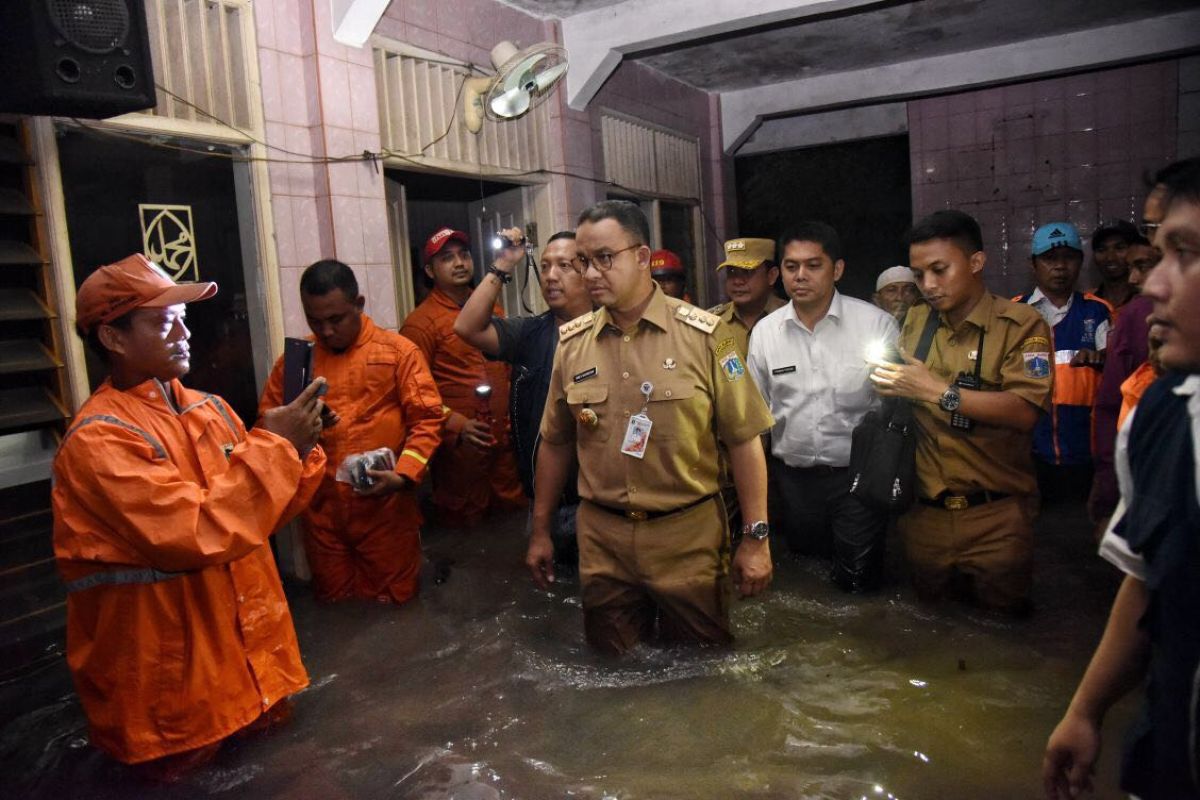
[913,308,940,363]
[887,309,940,426]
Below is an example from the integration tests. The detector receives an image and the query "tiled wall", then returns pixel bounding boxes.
[254,0,727,334]
[909,61,1178,299]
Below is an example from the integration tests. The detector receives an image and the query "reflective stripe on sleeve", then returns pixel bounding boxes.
[400,449,429,465]
[64,567,186,593]
[61,415,167,459]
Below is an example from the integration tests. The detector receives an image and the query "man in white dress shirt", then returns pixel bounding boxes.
[747,222,898,591]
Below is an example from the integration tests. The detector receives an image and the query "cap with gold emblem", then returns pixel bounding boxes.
[718,238,775,270]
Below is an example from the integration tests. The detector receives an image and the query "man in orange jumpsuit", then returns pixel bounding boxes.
[52,254,327,776]
[400,228,525,527]
[261,259,444,603]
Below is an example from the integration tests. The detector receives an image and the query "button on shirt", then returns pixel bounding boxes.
[1026,288,1109,350]
[747,291,898,468]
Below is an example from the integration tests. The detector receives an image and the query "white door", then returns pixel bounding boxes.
[468,185,545,317]
[385,176,417,322]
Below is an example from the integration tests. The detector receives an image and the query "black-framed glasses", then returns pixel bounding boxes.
[575,243,642,272]
[1138,222,1160,238]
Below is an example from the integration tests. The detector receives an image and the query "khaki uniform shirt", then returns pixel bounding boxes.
[541,286,774,512]
[899,293,1053,499]
[708,294,787,357]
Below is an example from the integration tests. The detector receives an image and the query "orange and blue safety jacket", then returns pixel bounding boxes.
[1015,290,1112,465]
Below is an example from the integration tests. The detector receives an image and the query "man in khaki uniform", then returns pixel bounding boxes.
[870,210,1053,614]
[526,200,775,655]
[707,237,785,535]
[707,237,786,358]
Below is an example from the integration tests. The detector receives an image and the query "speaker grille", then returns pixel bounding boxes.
[46,0,131,54]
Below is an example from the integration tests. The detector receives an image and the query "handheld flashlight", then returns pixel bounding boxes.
[864,339,900,365]
[492,233,525,250]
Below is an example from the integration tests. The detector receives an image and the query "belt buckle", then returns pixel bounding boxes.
[626,510,648,521]
[943,495,969,511]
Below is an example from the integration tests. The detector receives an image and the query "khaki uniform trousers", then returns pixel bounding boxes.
[577,497,732,655]
[898,495,1035,613]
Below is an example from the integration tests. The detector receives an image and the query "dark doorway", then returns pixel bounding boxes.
[56,126,260,425]
[735,135,912,303]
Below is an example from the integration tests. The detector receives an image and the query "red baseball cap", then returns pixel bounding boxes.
[423,227,470,263]
[649,249,685,278]
[75,254,217,334]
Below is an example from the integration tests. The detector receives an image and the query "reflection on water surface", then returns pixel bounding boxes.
[0,504,1136,799]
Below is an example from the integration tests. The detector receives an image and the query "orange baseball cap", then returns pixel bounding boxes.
[75,254,217,334]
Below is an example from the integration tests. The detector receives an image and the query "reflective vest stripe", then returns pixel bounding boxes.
[64,567,185,594]
[61,414,167,459]
[400,448,429,465]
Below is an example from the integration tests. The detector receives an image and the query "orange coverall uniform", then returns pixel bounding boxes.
[399,287,525,525]
[261,315,445,603]
[51,378,325,765]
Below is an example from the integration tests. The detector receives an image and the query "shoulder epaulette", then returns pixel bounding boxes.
[707,302,729,316]
[674,304,719,334]
[558,311,594,341]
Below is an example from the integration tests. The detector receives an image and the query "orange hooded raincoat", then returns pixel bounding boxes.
[399,287,525,525]
[260,315,444,603]
[52,378,325,764]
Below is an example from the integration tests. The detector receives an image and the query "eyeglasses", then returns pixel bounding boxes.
[1138,222,1160,238]
[575,243,642,272]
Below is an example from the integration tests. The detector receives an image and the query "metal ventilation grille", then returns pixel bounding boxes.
[601,112,701,200]
[46,0,130,54]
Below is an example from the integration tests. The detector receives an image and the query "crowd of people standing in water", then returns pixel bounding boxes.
[48,153,1200,797]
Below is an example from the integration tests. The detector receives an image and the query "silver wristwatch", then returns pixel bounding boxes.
[741,520,770,541]
[938,384,962,412]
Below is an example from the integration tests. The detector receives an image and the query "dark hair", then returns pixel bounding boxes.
[1130,233,1152,248]
[300,259,359,300]
[906,209,984,255]
[547,230,576,244]
[83,310,133,364]
[778,221,843,263]
[576,200,650,246]
[1158,156,1200,211]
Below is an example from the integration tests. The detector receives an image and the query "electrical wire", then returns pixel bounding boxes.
[63,71,726,250]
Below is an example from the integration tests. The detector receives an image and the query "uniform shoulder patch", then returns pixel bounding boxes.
[558,311,594,341]
[674,304,719,334]
[707,302,729,316]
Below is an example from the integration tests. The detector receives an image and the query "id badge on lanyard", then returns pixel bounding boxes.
[620,381,655,459]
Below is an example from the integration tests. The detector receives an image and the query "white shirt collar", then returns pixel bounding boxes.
[785,290,843,331]
[1027,287,1072,310]
[1173,375,1200,397]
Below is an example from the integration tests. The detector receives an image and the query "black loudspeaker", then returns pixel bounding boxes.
[0,0,157,118]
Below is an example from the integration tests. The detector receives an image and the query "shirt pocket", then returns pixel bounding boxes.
[565,382,611,443]
[644,380,699,441]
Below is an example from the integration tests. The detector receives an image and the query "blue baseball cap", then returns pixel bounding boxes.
[1032,222,1083,257]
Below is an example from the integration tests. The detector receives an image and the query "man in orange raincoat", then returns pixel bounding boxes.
[52,254,327,776]
[260,259,444,603]
[400,228,525,527]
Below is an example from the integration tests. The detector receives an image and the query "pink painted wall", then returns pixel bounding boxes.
[908,61,1178,299]
[254,0,397,334]
[253,0,728,335]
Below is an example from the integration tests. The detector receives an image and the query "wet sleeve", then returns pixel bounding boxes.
[710,322,774,446]
[999,311,1054,412]
[53,417,327,573]
[538,345,576,446]
[394,343,445,483]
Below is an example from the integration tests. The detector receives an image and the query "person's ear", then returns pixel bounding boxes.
[971,250,987,275]
[97,323,125,356]
[833,259,845,282]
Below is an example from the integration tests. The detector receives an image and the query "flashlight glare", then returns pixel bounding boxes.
[491,236,505,250]
[865,340,890,364]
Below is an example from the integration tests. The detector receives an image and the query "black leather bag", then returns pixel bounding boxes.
[848,310,939,512]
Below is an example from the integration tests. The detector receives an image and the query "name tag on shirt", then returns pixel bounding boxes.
[573,367,597,383]
[771,365,797,375]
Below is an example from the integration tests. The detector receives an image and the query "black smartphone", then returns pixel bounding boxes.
[282,338,314,404]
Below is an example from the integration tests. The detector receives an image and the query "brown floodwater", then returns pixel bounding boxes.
[0,502,1137,799]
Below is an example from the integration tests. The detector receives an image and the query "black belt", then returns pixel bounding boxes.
[588,493,717,521]
[919,490,1010,511]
